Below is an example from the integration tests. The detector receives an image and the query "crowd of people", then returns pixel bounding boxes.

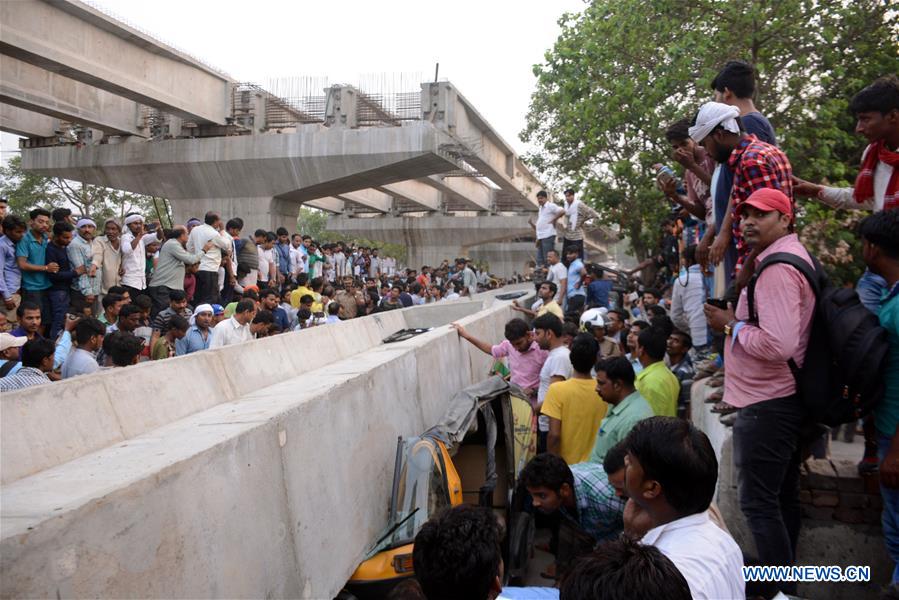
[2,61,898,599]
[396,68,899,600]
[0,205,510,391]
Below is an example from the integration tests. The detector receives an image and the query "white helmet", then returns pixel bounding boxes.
[580,307,607,331]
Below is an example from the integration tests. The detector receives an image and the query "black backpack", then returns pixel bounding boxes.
[747,252,890,426]
[234,238,259,279]
[0,360,19,377]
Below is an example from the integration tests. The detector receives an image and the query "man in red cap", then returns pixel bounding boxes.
[704,187,814,595]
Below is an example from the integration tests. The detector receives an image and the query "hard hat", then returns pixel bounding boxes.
[580,307,606,331]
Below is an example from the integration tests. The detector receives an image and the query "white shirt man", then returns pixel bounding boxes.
[333,249,346,278]
[641,511,744,600]
[547,258,567,304]
[209,314,253,348]
[670,263,708,347]
[534,200,564,240]
[815,144,893,212]
[537,344,572,434]
[257,245,274,284]
[120,215,155,290]
[187,221,231,274]
[288,244,306,279]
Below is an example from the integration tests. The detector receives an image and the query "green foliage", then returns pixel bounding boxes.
[295,206,329,239]
[0,155,173,225]
[796,203,865,286]
[523,0,899,260]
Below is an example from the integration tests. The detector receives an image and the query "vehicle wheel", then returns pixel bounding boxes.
[334,590,359,600]
[508,512,535,575]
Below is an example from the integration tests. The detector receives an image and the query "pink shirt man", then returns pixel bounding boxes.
[491,339,547,391]
[724,233,815,407]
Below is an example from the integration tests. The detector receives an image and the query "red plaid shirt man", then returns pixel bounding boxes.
[727,134,794,271]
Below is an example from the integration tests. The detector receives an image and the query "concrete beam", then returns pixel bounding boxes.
[22,122,458,201]
[377,180,441,212]
[337,188,392,213]
[0,0,232,124]
[304,197,345,214]
[326,214,531,251]
[0,103,59,138]
[422,174,494,211]
[422,82,540,210]
[0,55,145,137]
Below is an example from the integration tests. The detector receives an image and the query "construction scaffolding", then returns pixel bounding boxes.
[229,72,424,130]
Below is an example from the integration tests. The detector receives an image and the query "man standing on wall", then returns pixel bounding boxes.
[562,188,600,263]
[530,190,565,269]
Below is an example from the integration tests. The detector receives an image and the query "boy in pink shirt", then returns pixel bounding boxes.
[451,318,547,397]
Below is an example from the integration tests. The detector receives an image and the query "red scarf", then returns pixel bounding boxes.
[854,139,899,210]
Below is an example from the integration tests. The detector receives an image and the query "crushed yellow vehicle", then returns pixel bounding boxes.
[340,376,536,600]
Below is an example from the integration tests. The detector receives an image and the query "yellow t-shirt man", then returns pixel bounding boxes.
[541,378,608,464]
[537,300,564,319]
[290,285,322,312]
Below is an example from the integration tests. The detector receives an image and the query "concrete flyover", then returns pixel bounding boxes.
[0,0,232,125]
[2,0,574,276]
[0,287,534,599]
[22,120,462,232]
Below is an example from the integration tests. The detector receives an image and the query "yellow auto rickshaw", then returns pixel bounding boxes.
[340,376,536,599]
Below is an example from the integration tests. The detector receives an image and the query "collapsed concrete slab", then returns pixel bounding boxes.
[0,288,532,599]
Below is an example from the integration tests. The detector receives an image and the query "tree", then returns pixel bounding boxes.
[523,0,899,268]
[0,155,173,225]
[295,206,329,239]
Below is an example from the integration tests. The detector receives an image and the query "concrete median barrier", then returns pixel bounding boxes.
[1,286,531,599]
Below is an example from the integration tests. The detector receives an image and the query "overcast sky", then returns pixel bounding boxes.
[86,0,584,155]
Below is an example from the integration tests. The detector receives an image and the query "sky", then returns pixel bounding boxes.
[86,0,585,155]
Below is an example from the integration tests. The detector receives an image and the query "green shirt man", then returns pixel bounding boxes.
[589,356,654,464]
[635,360,680,417]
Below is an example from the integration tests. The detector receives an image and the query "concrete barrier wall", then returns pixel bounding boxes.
[1,308,412,485]
[1,289,526,599]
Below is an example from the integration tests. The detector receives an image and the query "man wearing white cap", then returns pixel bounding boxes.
[120,214,158,298]
[68,218,100,316]
[0,331,26,378]
[689,102,792,290]
[176,303,214,356]
[0,337,55,391]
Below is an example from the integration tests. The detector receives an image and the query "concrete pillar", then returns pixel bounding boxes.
[324,86,358,128]
[171,197,299,234]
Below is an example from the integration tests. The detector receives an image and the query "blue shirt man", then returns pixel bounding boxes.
[587,278,613,309]
[0,234,22,304]
[175,304,214,356]
[16,229,50,291]
[175,325,212,356]
[567,257,586,298]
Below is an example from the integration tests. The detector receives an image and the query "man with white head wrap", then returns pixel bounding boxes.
[689,102,793,294]
[119,213,158,297]
[91,219,122,305]
[176,303,214,356]
[67,217,100,315]
[687,103,741,147]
